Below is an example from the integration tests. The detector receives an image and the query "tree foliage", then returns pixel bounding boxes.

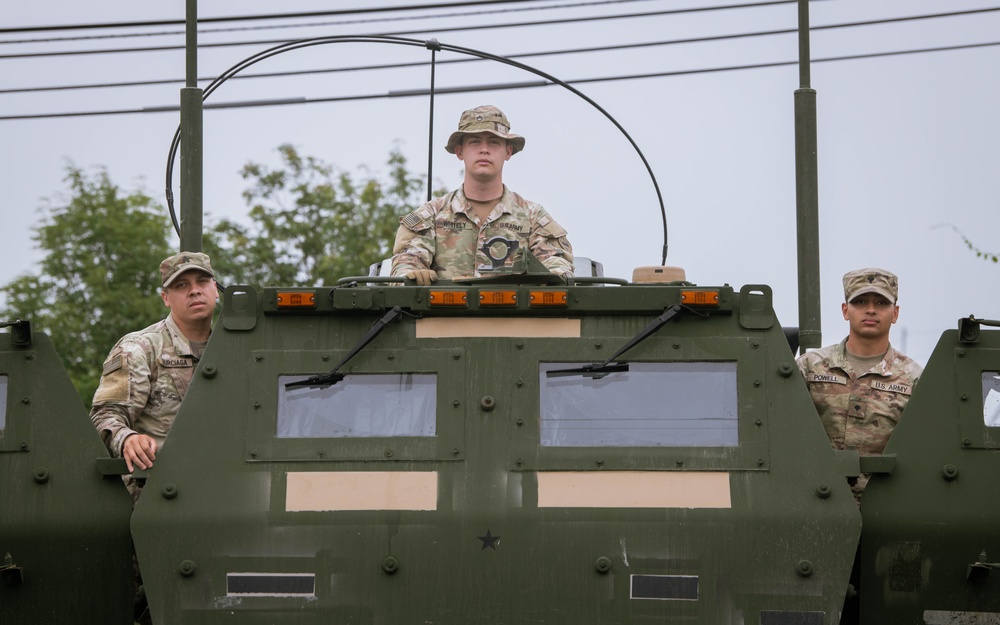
[1,147,428,405]
[204,144,425,287]
[938,224,999,264]
[0,166,171,404]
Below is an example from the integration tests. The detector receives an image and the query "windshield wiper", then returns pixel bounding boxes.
[284,306,407,390]
[546,304,702,378]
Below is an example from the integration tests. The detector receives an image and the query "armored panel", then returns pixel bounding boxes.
[132,282,861,624]
[860,327,1000,622]
[0,330,133,624]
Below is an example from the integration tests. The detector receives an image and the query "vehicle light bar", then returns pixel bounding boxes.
[429,290,469,307]
[479,290,518,306]
[276,291,316,308]
[529,290,568,307]
[680,290,720,306]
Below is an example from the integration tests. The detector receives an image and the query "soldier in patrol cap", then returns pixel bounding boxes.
[390,104,573,283]
[90,251,218,501]
[796,267,923,500]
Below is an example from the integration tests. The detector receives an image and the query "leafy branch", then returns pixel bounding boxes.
[935,223,999,263]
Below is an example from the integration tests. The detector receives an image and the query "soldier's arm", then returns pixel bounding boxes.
[89,340,154,459]
[390,208,436,277]
[529,209,574,277]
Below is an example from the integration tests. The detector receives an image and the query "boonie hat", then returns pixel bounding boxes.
[843,267,898,303]
[160,252,215,288]
[445,105,525,155]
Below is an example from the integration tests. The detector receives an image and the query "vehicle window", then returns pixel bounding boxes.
[984,371,1000,427]
[0,375,6,430]
[277,374,436,438]
[539,362,738,447]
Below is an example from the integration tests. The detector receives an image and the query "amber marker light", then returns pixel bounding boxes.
[528,290,568,307]
[276,291,317,308]
[429,290,469,307]
[680,290,720,306]
[479,290,518,306]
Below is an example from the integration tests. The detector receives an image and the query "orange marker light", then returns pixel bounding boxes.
[529,290,568,307]
[276,291,317,308]
[479,290,518,306]
[680,290,720,306]
[429,290,469,307]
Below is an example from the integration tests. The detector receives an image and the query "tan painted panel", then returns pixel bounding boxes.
[537,471,731,509]
[416,317,580,338]
[286,471,437,511]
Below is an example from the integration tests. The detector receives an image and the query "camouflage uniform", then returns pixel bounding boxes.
[797,337,923,497]
[90,313,202,499]
[390,186,574,279]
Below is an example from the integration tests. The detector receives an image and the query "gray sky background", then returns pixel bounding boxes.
[2,0,998,367]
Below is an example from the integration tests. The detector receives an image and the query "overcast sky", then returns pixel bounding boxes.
[2,0,998,366]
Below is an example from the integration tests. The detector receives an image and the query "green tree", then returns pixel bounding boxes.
[0,166,171,404]
[204,144,426,286]
[1,147,428,405]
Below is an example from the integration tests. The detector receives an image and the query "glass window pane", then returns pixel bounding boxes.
[539,362,738,447]
[0,375,6,431]
[277,374,436,438]
[984,371,1000,427]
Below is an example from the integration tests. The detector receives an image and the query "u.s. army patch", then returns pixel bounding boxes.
[871,380,912,395]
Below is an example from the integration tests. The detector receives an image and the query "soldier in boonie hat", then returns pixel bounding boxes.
[445,105,526,155]
[160,251,215,288]
[391,104,573,285]
[842,267,898,303]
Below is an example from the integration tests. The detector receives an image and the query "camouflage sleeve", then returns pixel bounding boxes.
[89,339,154,457]
[529,209,574,277]
[390,206,436,277]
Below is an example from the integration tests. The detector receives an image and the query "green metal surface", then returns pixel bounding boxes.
[130,280,861,624]
[860,326,1000,623]
[0,330,133,624]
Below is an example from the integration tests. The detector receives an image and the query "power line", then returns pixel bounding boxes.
[3,7,997,94]
[2,0,656,45]
[3,5,995,62]
[0,0,555,34]
[0,1,807,60]
[3,40,996,122]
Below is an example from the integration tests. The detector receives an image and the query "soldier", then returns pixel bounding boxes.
[390,104,574,283]
[90,251,218,502]
[796,267,923,500]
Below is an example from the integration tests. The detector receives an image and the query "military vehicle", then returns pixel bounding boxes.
[2,2,999,624]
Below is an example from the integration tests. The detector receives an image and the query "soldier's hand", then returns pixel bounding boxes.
[405,269,438,286]
[123,433,157,472]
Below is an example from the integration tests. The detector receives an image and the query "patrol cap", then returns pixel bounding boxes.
[843,267,898,303]
[160,252,215,288]
[445,105,525,155]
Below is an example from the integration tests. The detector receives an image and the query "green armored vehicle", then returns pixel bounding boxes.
[3,2,1000,623]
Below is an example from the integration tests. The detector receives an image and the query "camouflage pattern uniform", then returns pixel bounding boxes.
[90,313,202,499]
[390,185,574,279]
[797,337,923,497]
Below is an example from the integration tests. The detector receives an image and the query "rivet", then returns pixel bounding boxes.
[33,468,50,484]
[382,556,399,574]
[179,560,196,577]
